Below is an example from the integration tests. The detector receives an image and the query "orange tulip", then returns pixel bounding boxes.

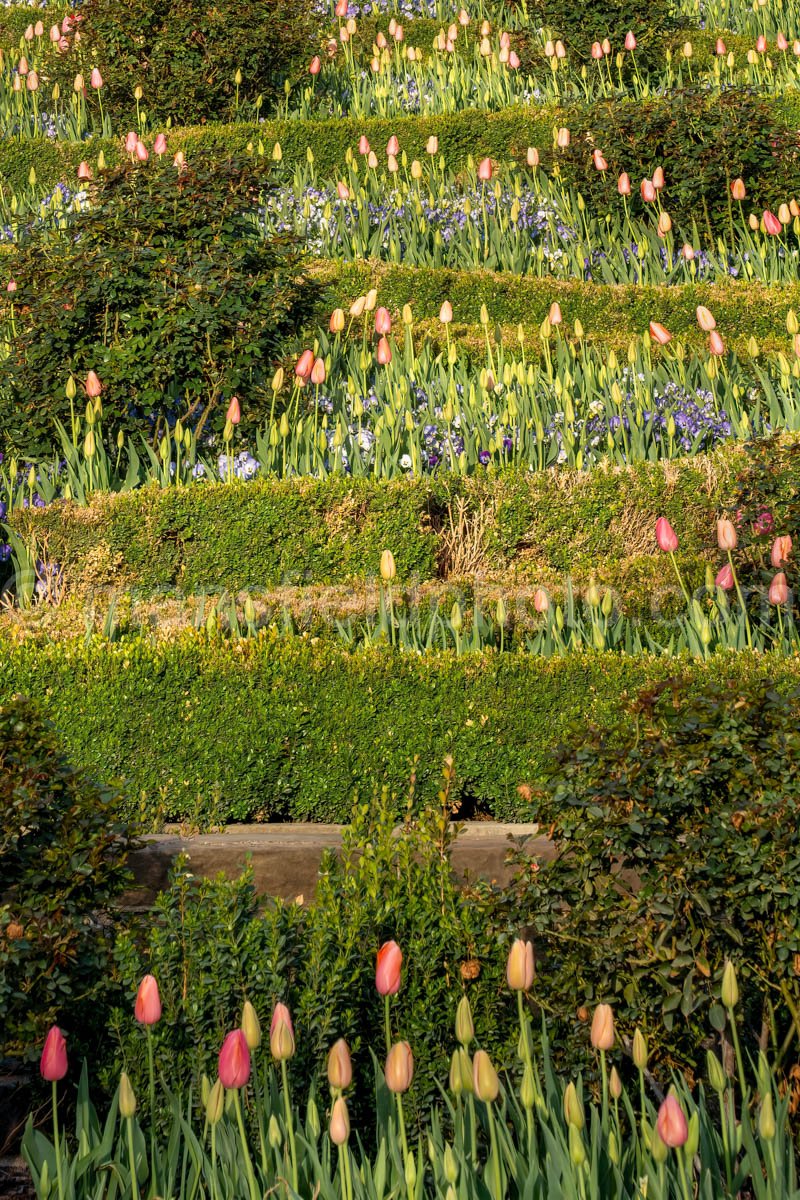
[590,1004,614,1050]
[376,940,402,994]
[135,974,162,1024]
[649,321,671,345]
[385,1041,414,1092]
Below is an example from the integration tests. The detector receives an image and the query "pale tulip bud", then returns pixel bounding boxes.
[590,1004,614,1050]
[472,1050,499,1103]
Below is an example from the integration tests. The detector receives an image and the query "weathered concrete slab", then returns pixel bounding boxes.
[124,823,551,908]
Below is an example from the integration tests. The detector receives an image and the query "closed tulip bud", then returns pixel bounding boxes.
[548,301,563,325]
[270,1002,295,1061]
[478,157,493,181]
[506,938,535,990]
[769,572,789,605]
[685,1110,700,1157]
[386,134,399,156]
[309,55,321,75]
[657,1093,688,1148]
[376,336,392,365]
[649,321,671,345]
[731,178,746,200]
[656,517,678,553]
[590,1004,614,1050]
[364,288,377,312]
[652,166,665,190]
[295,349,314,379]
[696,305,716,331]
[709,330,725,356]
[379,550,397,583]
[651,1128,669,1164]
[759,1093,776,1140]
[617,172,631,195]
[77,161,93,181]
[641,178,656,202]
[779,203,791,225]
[771,535,792,567]
[625,31,636,50]
[311,357,326,385]
[135,139,149,162]
[707,1050,727,1093]
[527,146,540,167]
[716,563,734,590]
[563,1081,584,1129]
[533,587,549,613]
[206,1078,225,1125]
[329,1096,350,1144]
[219,1029,251,1089]
[763,209,782,235]
[717,518,737,550]
[90,67,103,88]
[657,210,672,236]
[272,367,284,392]
[119,1072,137,1120]
[569,1124,586,1166]
[327,1038,353,1090]
[350,295,366,318]
[85,370,102,398]
[715,37,726,53]
[591,41,603,58]
[586,580,600,607]
[439,300,453,324]
[268,1115,282,1147]
[241,1001,261,1050]
[749,213,759,231]
[556,126,570,147]
[608,1067,622,1100]
[329,308,345,333]
[402,304,413,325]
[385,1041,414,1093]
[135,974,161,1024]
[375,306,391,335]
[226,395,241,425]
[426,135,439,154]
[455,995,474,1046]
[472,1050,499,1103]
[40,1027,68,1082]
[154,133,167,156]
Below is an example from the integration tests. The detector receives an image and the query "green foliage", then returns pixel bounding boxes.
[1,636,799,824]
[0,156,314,456]
[506,676,800,1072]
[522,0,671,60]
[76,0,316,124]
[109,776,511,1130]
[0,694,131,1059]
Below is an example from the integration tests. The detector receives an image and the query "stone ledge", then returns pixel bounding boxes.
[124,823,550,908]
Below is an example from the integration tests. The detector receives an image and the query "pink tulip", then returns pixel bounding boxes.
[696,305,716,331]
[7,279,17,294]
[763,210,782,235]
[61,16,73,33]
[336,181,350,201]
[309,55,321,75]
[756,34,767,52]
[219,1030,251,1089]
[311,357,326,385]
[508,50,520,68]
[154,133,167,156]
[478,157,493,181]
[49,23,60,41]
[358,135,370,155]
[125,130,138,154]
[270,1002,296,1060]
[426,135,439,155]
[717,518,737,550]
[376,336,392,365]
[548,301,563,325]
[652,166,665,190]
[656,517,678,553]
[593,149,608,172]
[709,330,725,356]
[533,587,549,613]
[58,35,69,52]
[771,535,792,567]
[640,179,656,202]
[649,321,671,345]
[624,31,637,50]
[715,563,734,590]
[77,161,93,181]
[376,940,402,995]
[715,37,726,54]
[135,140,149,162]
[602,38,611,54]
[591,41,603,58]
[335,0,347,14]
[90,67,103,88]
[375,307,391,335]
[617,172,631,196]
[527,146,540,167]
[40,1027,68,1082]
[226,396,241,424]
[556,127,570,148]
[769,572,789,605]
[753,509,774,535]
[777,32,788,50]
[134,974,162,1024]
[295,349,314,380]
[85,370,102,398]
[657,1094,688,1148]
[386,135,399,156]
[731,178,746,200]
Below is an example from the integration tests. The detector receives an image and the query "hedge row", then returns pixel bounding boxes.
[312,260,800,349]
[9,446,758,601]
[2,637,798,823]
[3,92,799,221]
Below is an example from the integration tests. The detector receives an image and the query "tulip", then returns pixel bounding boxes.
[563,1081,584,1130]
[206,1078,225,1124]
[336,181,350,201]
[119,1072,137,1119]
[731,178,746,200]
[771,535,792,567]
[386,135,399,156]
[358,135,370,155]
[533,587,549,613]
[375,307,391,335]
[439,300,453,324]
[632,1029,648,1070]
[617,172,631,196]
[426,135,439,155]
[309,55,321,75]
[327,1038,353,1090]
[590,1004,614,1050]
[649,321,671,345]
[652,166,665,190]
[77,161,93,181]
[709,330,725,356]
[556,127,570,148]
[625,31,637,50]
[681,243,695,260]
[656,1093,688,1148]
[527,146,540,167]
[455,995,474,1046]
[385,1041,414,1092]
[125,131,139,154]
[715,37,726,54]
[270,1002,295,1061]
[136,140,149,162]
[380,550,396,582]
[591,41,603,59]
[472,1050,500,1102]
[777,32,788,51]
[376,939,402,994]
[655,517,678,553]
[376,336,392,365]
[593,149,608,172]
[763,209,782,235]
[548,301,563,325]
[335,0,347,13]
[717,518,737,550]
[329,1096,350,1145]
[241,1000,261,1049]
[135,974,162,1024]
[40,1027,68,1081]
[6,279,16,294]
[769,572,789,605]
[478,157,493,181]
[640,179,656,202]
[387,154,398,174]
[225,396,241,425]
[715,563,734,590]
[90,67,103,88]
[506,939,535,990]
[295,349,314,380]
[219,1029,251,1088]
[329,308,345,333]
[696,305,716,331]
[153,133,167,156]
[509,50,520,68]
[657,211,672,236]
[449,1047,473,1096]
[311,357,326,385]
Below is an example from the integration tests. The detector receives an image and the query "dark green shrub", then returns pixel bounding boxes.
[518,0,671,61]
[504,676,800,1074]
[0,694,131,1060]
[76,0,316,125]
[0,155,314,457]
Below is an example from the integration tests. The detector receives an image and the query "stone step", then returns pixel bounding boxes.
[124,822,551,908]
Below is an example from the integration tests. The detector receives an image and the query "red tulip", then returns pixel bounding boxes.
[657,1093,688,1148]
[135,974,162,1024]
[656,517,678,553]
[226,396,241,424]
[295,349,314,380]
[219,1030,251,1088]
[769,572,789,605]
[376,940,402,995]
[771,535,792,568]
[763,210,782,235]
[40,1027,68,1082]
[717,518,737,550]
[649,321,671,345]
[715,563,734,590]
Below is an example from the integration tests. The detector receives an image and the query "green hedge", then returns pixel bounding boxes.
[10,449,754,600]
[312,260,800,349]
[2,637,798,824]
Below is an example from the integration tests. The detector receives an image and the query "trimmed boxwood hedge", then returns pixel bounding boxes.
[9,449,753,601]
[2,637,799,824]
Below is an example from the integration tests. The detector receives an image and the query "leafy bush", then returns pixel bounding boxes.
[507,676,800,1073]
[0,694,131,1060]
[0,156,314,457]
[75,0,316,125]
[521,0,671,61]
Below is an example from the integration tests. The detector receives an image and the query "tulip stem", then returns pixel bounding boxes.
[384,994,392,1056]
[726,1005,748,1103]
[281,1058,299,1193]
[51,1081,64,1200]
[668,551,692,609]
[232,1088,260,1200]
[210,1126,219,1200]
[600,1049,609,1131]
[395,1091,410,1164]
[127,1115,140,1200]
[727,551,752,649]
[486,1101,504,1200]
[146,1026,158,1189]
